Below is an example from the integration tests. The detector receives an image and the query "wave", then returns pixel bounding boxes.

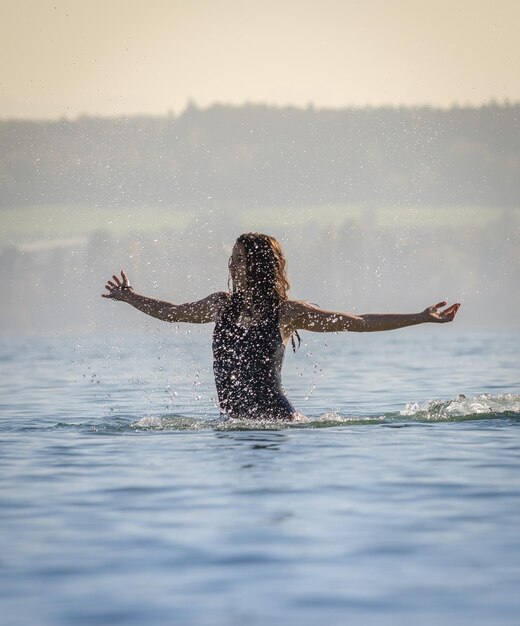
[0,394,509,434]
[49,393,519,433]
[399,393,520,421]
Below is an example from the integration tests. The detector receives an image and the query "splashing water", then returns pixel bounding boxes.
[400,393,520,421]
[69,393,520,434]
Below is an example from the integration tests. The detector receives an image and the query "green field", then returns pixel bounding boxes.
[0,204,516,247]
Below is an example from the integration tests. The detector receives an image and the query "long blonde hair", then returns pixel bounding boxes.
[233,233,290,303]
[227,233,300,349]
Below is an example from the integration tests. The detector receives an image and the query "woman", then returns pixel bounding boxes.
[102,232,460,420]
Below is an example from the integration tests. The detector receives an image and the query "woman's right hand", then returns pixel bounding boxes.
[102,270,134,301]
[422,301,461,323]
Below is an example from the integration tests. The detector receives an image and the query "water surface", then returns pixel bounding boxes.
[1,328,519,625]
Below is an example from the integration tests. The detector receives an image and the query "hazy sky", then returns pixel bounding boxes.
[2,0,519,119]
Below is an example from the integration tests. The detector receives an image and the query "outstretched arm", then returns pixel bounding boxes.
[102,270,227,324]
[283,300,460,334]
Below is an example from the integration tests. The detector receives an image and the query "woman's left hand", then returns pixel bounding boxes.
[102,270,134,301]
[423,301,461,323]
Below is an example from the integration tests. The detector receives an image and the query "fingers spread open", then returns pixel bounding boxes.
[439,303,461,321]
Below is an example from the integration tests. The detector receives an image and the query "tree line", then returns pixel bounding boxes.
[1,102,519,209]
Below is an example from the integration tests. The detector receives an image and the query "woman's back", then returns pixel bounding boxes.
[212,295,295,420]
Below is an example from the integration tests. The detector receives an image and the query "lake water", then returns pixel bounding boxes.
[1,327,519,626]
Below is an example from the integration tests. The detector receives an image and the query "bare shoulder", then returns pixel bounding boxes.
[209,291,231,303]
[208,291,231,317]
[282,299,319,314]
[281,299,362,333]
[280,299,316,328]
[173,291,230,324]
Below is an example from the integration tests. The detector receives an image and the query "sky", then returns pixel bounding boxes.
[1,0,519,119]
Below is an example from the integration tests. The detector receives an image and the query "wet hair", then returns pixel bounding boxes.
[234,233,290,302]
[227,233,300,350]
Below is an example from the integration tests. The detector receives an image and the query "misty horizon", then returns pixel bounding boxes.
[3,99,520,124]
[1,103,518,335]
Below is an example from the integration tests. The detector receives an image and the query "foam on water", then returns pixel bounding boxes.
[400,392,520,420]
[47,393,520,434]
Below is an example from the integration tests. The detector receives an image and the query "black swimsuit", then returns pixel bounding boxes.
[212,296,295,420]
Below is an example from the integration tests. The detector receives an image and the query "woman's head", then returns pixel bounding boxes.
[229,233,290,303]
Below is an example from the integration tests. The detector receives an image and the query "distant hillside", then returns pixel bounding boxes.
[1,103,519,209]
